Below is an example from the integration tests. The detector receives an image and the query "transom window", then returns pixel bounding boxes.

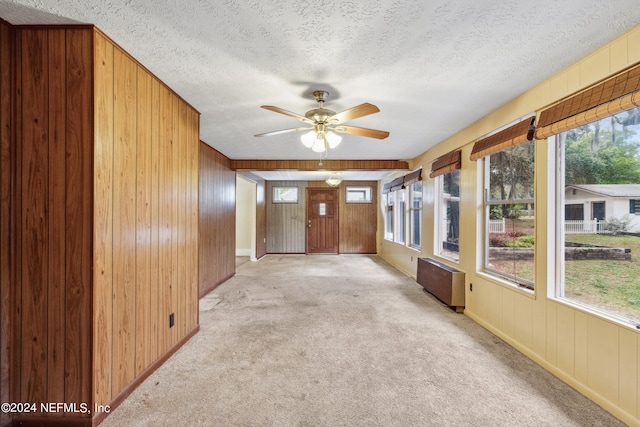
[346,186,372,203]
[272,186,299,203]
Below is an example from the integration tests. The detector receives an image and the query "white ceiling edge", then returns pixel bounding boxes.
[242,170,397,182]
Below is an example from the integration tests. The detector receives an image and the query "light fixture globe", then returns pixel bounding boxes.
[311,138,326,153]
[325,131,342,149]
[300,130,316,148]
[325,173,342,187]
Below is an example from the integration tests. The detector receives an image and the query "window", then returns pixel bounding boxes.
[383,169,421,247]
[483,140,535,289]
[409,181,422,249]
[395,189,406,244]
[346,186,372,203]
[436,170,460,261]
[557,106,640,325]
[385,194,394,240]
[272,186,298,203]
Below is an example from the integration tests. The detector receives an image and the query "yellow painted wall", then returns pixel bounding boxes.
[379,24,640,426]
[236,175,255,257]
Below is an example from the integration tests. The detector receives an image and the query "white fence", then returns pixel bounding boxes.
[446,218,614,235]
[444,218,505,235]
[489,218,505,233]
[564,219,612,234]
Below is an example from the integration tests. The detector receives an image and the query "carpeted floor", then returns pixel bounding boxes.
[100,254,624,426]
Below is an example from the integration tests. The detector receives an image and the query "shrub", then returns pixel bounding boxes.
[489,231,533,247]
[602,215,632,235]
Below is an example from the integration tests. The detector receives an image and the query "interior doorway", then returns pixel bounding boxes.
[306,188,339,254]
[236,175,257,260]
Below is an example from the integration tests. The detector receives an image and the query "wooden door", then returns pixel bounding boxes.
[307,188,339,254]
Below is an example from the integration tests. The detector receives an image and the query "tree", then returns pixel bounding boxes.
[565,108,640,185]
[488,140,534,217]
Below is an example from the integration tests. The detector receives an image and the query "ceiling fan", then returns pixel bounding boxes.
[254,90,389,153]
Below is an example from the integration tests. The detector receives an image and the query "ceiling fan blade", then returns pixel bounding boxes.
[254,127,310,137]
[330,103,380,124]
[334,125,389,140]
[261,105,314,123]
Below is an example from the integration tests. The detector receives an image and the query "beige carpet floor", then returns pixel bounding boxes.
[100,254,624,426]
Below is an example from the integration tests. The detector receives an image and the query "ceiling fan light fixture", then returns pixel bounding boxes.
[326,173,342,187]
[257,91,389,155]
[300,130,316,148]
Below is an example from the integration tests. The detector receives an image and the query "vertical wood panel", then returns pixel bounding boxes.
[188,109,199,328]
[93,30,114,407]
[266,181,306,253]
[159,85,173,354]
[47,28,66,406]
[619,328,638,417]
[149,77,161,363]
[338,180,377,253]
[20,28,49,404]
[135,66,152,375]
[177,101,187,339]
[199,143,236,297]
[587,316,619,402]
[112,49,137,394]
[574,311,589,385]
[64,27,93,408]
[11,28,22,406]
[170,94,179,345]
[0,21,15,422]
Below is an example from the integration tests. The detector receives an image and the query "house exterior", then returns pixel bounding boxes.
[565,184,640,233]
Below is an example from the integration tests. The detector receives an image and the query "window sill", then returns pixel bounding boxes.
[433,253,460,264]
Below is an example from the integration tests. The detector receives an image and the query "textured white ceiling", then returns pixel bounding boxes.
[3,0,640,167]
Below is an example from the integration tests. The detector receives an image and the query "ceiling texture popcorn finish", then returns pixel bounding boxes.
[3,0,640,165]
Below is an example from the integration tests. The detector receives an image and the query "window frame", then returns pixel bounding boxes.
[553,108,640,327]
[345,186,373,203]
[384,193,394,241]
[394,189,406,244]
[409,180,423,250]
[435,169,460,262]
[481,140,536,291]
[272,186,299,203]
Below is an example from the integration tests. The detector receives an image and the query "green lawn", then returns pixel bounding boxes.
[564,234,640,322]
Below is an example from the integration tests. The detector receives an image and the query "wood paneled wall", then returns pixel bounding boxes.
[0,23,200,425]
[0,25,95,421]
[266,180,378,254]
[266,181,307,253]
[308,181,378,254]
[255,179,267,259]
[199,142,236,297]
[93,29,200,411]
